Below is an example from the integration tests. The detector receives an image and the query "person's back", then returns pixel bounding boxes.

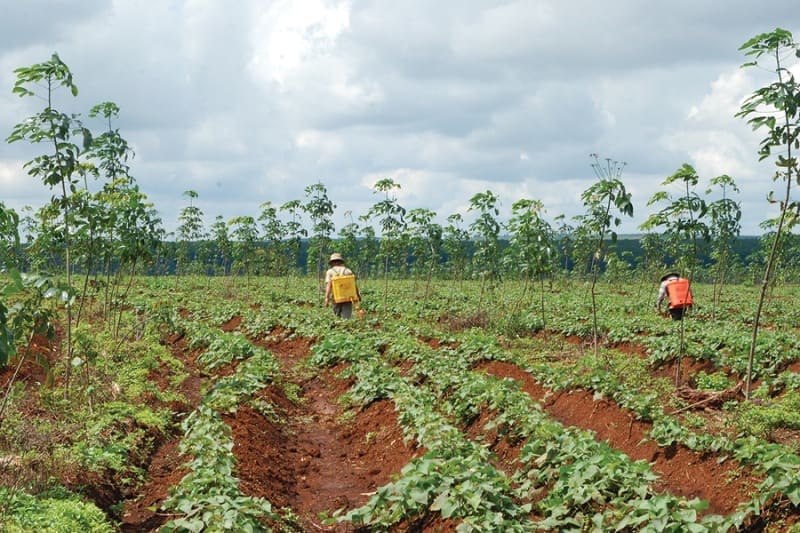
[324,253,359,318]
[656,272,692,321]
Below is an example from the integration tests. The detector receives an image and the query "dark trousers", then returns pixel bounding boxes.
[669,306,689,321]
[333,302,353,319]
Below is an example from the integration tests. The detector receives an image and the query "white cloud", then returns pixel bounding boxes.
[687,69,752,123]
[248,0,351,87]
[2,1,800,236]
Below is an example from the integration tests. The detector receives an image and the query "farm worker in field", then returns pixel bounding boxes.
[324,252,360,319]
[656,272,693,321]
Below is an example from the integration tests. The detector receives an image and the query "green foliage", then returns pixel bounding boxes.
[732,391,800,439]
[0,486,113,532]
[468,190,502,283]
[303,182,336,279]
[640,163,710,276]
[737,28,800,398]
[68,401,170,483]
[0,270,59,369]
[0,203,21,271]
[694,371,732,391]
[162,405,276,532]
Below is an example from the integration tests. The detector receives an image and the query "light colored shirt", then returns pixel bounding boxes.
[325,265,353,285]
[656,275,679,308]
[324,265,354,300]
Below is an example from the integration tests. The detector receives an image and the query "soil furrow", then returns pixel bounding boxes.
[479,360,762,517]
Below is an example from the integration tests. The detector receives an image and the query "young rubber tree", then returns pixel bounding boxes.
[639,163,708,386]
[228,215,259,291]
[211,215,233,276]
[637,232,665,300]
[406,208,443,304]
[258,201,286,277]
[6,53,92,392]
[82,101,135,320]
[366,178,407,307]
[357,218,379,280]
[336,211,361,278]
[303,182,336,295]
[176,190,205,285]
[737,28,800,399]
[553,214,576,282]
[576,154,633,360]
[705,175,742,315]
[640,163,710,280]
[280,199,306,276]
[442,213,470,288]
[468,190,502,312]
[503,198,555,333]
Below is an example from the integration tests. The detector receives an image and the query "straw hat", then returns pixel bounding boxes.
[660,272,680,282]
[328,252,345,265]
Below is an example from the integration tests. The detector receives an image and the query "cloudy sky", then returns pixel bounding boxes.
[1,1,799,237]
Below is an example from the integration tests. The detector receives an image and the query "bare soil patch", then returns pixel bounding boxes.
[247,329,420,531]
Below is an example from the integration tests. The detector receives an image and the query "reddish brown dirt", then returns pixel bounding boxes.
[0,330,58,390]
[121,324,420,532]
[248,331,421,531]
[478,360,762,517]
[120,334,204,531]
[220,315,242,331]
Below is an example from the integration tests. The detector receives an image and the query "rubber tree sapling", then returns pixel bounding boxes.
[406,208,443,304]
[336,211,361,278]
[211,215,233,276]
[280,199,306,276]
[365,178,406,307]
[303,182,336,296]
[468,190,502,312]
[6,53,92,392]
[705,175,742,315]
[443,214,470,289]
[640,163,710,280]
[176,190,205,284]
[503,198,555,334]
[736,28,800,399]
[228,215,259,291]
[639,163,709,386]
[258,201,286,277]
[577,154,633,361]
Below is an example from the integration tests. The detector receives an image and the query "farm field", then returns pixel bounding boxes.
[2,275,800,531]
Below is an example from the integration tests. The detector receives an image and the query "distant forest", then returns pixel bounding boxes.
[155,235,768,278]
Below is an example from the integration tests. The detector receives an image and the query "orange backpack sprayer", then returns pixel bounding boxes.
[666,278,692,309]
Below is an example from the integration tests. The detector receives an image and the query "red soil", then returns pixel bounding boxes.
[121,323,419,532]
[7,316,799,531]
[478,360,761,517]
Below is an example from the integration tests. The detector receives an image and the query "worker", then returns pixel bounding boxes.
[656,272,693,321]
[323,252,360,318]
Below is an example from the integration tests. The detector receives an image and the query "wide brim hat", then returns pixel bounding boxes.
[328,252,345,265]
[660,272,680,282]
